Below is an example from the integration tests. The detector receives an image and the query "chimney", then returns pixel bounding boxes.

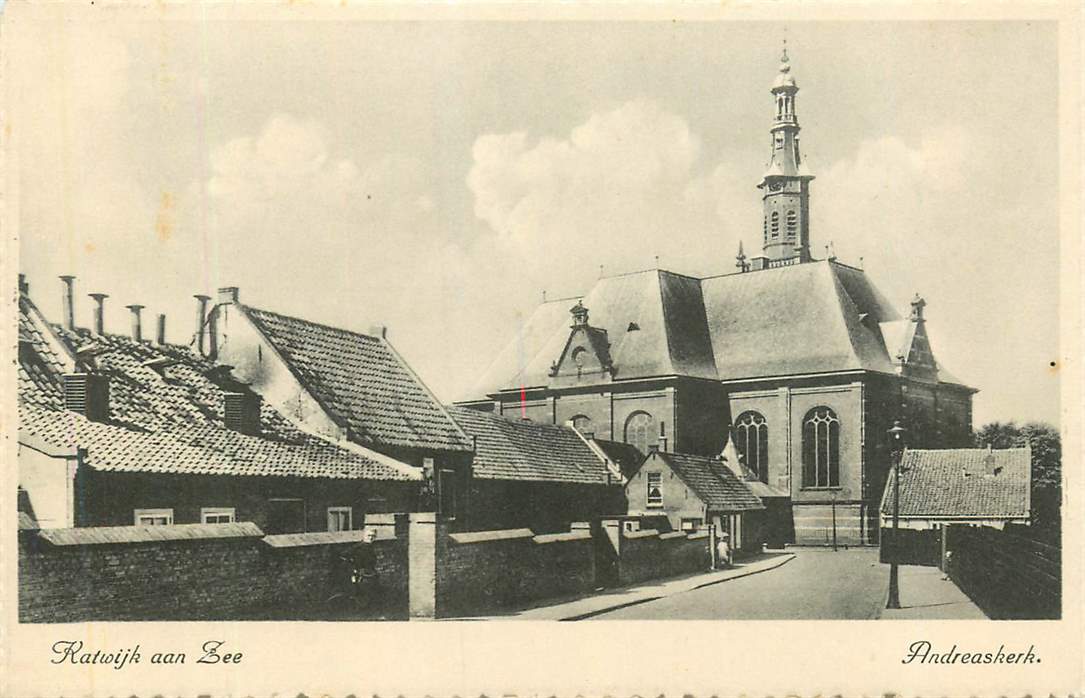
[18,274,28,295]
[88,293,109,335]
[194,294,210,355]
[156,314,167,345]
[59,276,76,330]
[368,324,388,339]
[125,304,145,342]
[63,372,110,423]
[218,287,239,304]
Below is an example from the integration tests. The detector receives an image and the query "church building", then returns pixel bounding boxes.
[457,50,976,546]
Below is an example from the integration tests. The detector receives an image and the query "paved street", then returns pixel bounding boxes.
[589,548,981,620]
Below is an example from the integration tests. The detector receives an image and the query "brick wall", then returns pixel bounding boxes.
[18,518,409,622]
[617,529,712,586]
[435,525,596,618]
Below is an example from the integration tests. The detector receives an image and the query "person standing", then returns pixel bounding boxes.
[717,532,732,569]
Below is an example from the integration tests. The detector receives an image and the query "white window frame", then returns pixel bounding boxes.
[134,508,174,526]
[200,507,236,524]
[327,506,353,532]
[646,472,663,509]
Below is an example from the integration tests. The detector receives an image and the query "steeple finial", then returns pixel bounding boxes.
[735,240,749,272]
[781,37,789,65]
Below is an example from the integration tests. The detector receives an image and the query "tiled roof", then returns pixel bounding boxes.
[655,451,765,512]
[448,406,614,485]
[241,306,471,452]
[465,260,972,399]
[593,438,646,479]
[880,448,1030,518]
[467,269,718,396]
[17,296,417,482]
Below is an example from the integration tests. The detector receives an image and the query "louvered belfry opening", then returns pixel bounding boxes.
[63,373,110,423]
[224,392,261,435]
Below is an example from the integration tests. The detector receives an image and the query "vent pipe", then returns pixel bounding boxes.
[125,304,145,342]
[156,314,167,345]
[194,294,210,354]
[59,276,76,330]
[88,293,109,335]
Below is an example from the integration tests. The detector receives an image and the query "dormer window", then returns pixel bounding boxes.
[63,373,110,423]
[224,392,261,434]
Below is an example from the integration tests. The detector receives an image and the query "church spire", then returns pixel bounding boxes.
[757,43,815,264]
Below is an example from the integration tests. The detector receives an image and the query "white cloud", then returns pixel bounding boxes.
[467,100,752,291]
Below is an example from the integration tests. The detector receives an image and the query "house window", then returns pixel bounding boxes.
[681,517,701,532]
[134,508,173,526]
[802,407,841,488]
[786,210,798,239]
[770,211,780,239]
[624,411,654,455]
[646,472,663,508]
[327,507,353,532]
[439,469,458,520]
[201,507,235,524]
[734,411,769,484]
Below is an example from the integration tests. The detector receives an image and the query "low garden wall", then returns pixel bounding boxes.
[18,514,409,622]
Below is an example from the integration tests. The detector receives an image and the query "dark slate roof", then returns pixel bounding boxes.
[465,260,971,399]
[654,451,764,513]
[702,260,901,379]
[241,306,471,452]
[17,296,417,482]
[879,448,1030,518]
[593,438,646,479]
[468,269,718,396]
[447,406,614,485]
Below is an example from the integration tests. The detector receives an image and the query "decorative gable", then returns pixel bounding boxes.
[548,301,615,386]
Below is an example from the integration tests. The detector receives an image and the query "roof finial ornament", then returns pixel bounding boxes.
[570,299,589,326]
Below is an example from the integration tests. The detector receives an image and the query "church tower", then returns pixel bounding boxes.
[757,47,814,263]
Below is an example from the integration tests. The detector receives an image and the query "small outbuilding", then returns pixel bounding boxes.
[625,449,766,555]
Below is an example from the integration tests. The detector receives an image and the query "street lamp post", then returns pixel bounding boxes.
[886,420,907,610]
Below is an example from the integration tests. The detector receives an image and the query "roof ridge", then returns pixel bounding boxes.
[244,304,381,343]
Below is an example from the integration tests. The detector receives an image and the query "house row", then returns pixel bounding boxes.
[17,276,773,546]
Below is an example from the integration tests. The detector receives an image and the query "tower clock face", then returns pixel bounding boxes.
[770,182,783,192]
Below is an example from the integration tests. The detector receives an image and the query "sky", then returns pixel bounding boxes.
[8,15,1061,427]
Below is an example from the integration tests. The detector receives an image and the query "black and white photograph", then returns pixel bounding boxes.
[2,3,1081,696]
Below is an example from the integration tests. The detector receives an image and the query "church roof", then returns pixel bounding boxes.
[467,260,971,398]
[468,269,718,396]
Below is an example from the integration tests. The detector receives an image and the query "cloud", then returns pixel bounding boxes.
[467,100,752,293]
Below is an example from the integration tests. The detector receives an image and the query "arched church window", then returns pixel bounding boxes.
[802,407,841,488]
[786,210,797,239]
[770,211,780,239]
[734,411,769,484]
[624,411,655,456]
[570,415,593,434]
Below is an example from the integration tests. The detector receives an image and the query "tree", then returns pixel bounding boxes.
[974,421,1061,540]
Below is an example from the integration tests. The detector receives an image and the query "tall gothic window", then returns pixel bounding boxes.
[624,411,654,455]
[786,210,798,239]
[802,407,840,488]
[734,411,769,484]
[770,211,780,239]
